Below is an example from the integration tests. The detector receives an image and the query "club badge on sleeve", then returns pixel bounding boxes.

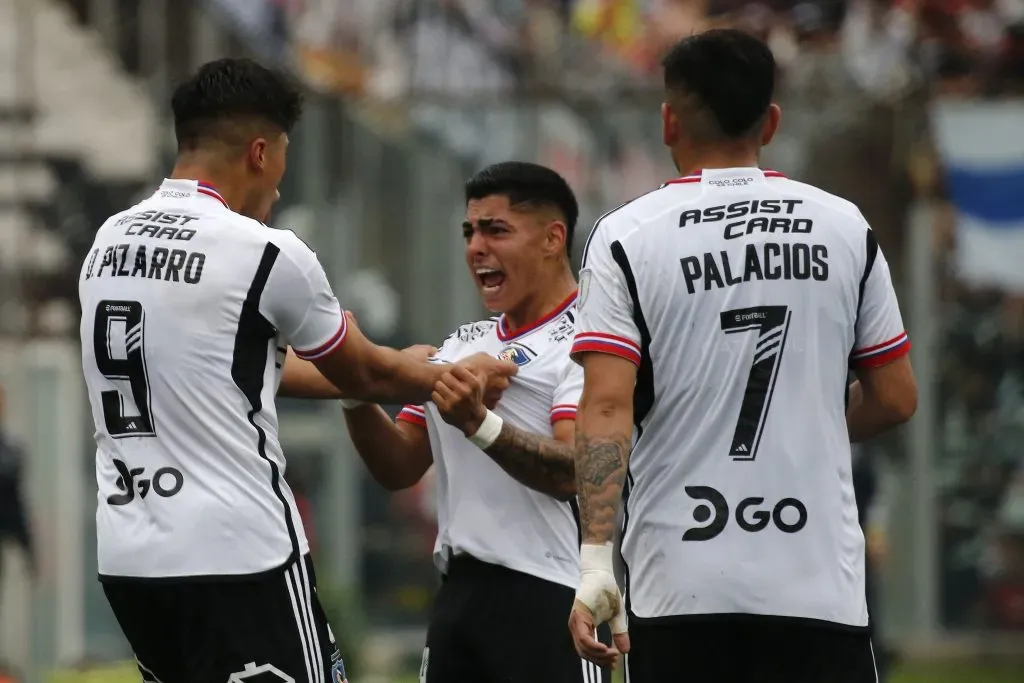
[578,269,592,310]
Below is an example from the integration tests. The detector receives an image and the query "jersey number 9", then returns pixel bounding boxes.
[93,300,156,438]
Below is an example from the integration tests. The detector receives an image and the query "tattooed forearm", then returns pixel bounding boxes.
[482,423,576,500]
[575,434,630,544]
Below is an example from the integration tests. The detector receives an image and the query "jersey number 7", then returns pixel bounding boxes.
[720,305,791,461]
[93,300,156,438]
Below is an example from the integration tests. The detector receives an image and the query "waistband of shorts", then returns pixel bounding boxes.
[99,552,311,585]
[627,611,871,634]
[443,553,560,585]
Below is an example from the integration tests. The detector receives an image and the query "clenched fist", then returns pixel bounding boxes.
[432,365,490,436]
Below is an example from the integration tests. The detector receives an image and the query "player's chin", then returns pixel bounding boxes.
[477,280,510,312]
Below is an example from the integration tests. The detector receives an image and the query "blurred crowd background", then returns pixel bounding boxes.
[0,0,1023,682]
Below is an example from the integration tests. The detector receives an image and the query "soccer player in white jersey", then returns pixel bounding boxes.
[78,58,515,683]
[566,30,919,683]
[343,162,609,683]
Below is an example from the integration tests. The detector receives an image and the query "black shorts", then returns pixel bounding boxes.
[423,555,610,683]
[625,616,878,683]
[102,554,346,683]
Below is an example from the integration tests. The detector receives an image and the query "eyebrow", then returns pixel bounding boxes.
[462,217,505,229]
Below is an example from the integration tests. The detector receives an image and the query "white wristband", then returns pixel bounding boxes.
[580,542,615,573]
[468,409,503,449]
[340,398,365,410]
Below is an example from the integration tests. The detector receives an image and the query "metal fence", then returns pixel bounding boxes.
[1,1,1023,680]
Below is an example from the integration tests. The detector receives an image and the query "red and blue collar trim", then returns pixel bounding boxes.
[497,289,578,342]
[196,182,228,208]
[664,169,786,186]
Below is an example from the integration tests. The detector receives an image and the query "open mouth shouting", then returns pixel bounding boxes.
[475,267,506,296]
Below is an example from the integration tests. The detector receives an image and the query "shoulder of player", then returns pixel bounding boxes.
[581,184,683,262]
[772,178,866,226]
[258,224,327,271]
[440,317,499,352]
[97,199,156,234]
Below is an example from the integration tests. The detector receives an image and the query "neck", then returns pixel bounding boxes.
[672,144,760,178]
[170,155,245,214]
[502,265,577,332]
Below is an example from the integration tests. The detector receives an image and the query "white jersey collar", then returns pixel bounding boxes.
[497,289,578,342]
[663,167,786,189]
[154,178,229,209]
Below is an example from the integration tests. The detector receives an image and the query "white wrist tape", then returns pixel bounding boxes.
[468,409,503,449]
[576,542,628,634]
[340,398,365,410]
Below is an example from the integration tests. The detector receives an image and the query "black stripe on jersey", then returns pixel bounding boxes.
[609,239,653,618]
[610,241,654,424]
[231,242,301,564]
[850,230,880,370]
[855,230,879,319]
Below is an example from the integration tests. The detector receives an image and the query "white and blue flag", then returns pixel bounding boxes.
[932,100,1024,291]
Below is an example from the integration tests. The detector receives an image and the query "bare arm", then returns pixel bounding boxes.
[481,419,576,501]
[313,315,516,406]
[313,322,446,405]
[847,354,917,442]
[430,365,573,500]
[279,348,343,399]
[280,344,440,399]
[574,353,637,545]
[344,405,433,491]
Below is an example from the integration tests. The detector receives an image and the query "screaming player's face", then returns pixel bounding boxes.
[463,194,563,314]
[243,131,289,222]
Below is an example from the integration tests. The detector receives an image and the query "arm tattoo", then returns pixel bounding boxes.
[575,434,630,545]
[482,423,576,499]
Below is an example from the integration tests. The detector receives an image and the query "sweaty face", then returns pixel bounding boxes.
[463,195,549,313]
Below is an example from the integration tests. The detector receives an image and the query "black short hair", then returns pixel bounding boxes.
[171,58,303,151]
[465,161,579,254]
[662,29,776,142]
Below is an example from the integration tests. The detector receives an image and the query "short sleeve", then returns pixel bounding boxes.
[260,233,346,361]
[571,221,642,366]
[396,331,458,429]
[850,230,910,368]
[550,359,583,424]
[396,404,427,427]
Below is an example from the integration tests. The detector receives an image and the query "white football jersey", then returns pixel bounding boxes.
[572,168,910,627]
[80,179,347,579]
[398,292,584,588]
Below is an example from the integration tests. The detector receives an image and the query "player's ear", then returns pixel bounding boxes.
[760,104,781,147]
[248,138,268,172]
[544,220,568,258]
[661,102,676,147]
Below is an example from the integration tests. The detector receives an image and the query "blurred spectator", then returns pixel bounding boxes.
[392,0,523,97]
[0,384,34,586]
[841,0,918,102]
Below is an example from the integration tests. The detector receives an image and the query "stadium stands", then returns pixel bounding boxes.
[0,0,157,336]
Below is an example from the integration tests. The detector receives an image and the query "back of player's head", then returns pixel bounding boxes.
[171,58,303,152]
[662,29,776,143]
[464,161,579,255]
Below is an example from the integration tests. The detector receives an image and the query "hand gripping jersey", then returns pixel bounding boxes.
[572,168,910,628]
[398,292,584,588]
[80,179,347,579]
